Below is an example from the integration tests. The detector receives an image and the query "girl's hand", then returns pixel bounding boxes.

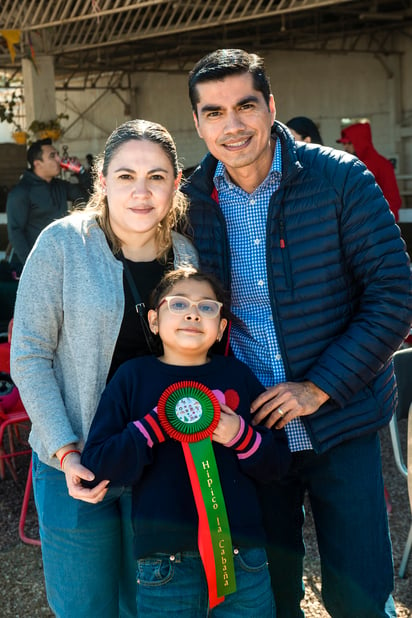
[61,451,109,503]
[212,402,241,444]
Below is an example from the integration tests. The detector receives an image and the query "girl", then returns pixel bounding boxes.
[82,267,291,617]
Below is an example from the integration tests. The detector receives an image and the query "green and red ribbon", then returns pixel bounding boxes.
[157,381,237,608]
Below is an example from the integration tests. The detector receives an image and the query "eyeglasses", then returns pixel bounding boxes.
[157,295,223,318]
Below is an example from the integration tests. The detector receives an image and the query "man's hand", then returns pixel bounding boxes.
[250,380,329,429]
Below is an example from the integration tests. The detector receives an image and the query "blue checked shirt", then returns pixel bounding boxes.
[214,142,312,452]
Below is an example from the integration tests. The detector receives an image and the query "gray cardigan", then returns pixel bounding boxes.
[11,212,198,468]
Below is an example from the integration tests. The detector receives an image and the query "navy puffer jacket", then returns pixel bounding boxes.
[183,121,412,453]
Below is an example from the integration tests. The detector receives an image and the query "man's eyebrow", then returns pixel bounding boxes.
[237,95,260,106]
[199,95,260,115]
[199,104,222,114]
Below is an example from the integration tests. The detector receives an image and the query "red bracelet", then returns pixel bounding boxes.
[60,449,81,469]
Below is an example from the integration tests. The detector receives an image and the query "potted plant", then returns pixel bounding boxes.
[0,92,27,144]
[27,113,69,142]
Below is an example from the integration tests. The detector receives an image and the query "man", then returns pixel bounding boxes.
[336,121,402,221]
[6,138,88,268]
[183,49,412,617]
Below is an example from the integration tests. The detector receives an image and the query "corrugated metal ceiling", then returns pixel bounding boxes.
[0,0,411,83]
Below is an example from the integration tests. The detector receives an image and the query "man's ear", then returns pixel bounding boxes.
[193,111,203,139]
[269,95,276,125]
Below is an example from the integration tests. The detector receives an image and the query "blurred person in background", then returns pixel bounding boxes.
[337,121,402,221]
[286,116,323,145]
[6,138,88,270]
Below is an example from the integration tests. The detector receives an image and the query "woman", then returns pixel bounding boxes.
[10,119,198,618]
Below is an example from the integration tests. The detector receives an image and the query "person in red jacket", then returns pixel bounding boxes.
[337,122,402,221]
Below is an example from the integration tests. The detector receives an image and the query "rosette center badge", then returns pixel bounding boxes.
[175,397,203,424]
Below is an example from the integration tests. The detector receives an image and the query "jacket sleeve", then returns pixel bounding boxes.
[306,159,412,406]
[6,185,32,264]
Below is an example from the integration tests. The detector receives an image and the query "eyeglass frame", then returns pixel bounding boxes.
[156,295,223,318]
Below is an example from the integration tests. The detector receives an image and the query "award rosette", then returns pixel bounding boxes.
[157,380,237,608]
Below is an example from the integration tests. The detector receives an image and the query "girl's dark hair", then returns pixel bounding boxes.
[150,267,231,320]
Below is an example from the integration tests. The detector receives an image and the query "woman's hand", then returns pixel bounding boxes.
[212,402,241,444]
[59,449,109,504]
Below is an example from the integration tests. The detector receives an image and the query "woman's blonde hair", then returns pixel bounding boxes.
[83,119,188,262]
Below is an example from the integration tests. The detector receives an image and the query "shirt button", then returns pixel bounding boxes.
[275,354,282,360]
[254,238,261,245]
[250,199,255,205]
[258,280,264,286]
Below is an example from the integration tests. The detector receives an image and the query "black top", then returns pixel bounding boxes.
[108,254,171,381]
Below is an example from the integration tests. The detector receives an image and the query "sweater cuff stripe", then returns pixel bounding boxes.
[134,421,154,448]
[145,414,167,443]
[236,425,254,451]
[225,416,246,448]
[237,432,262,459]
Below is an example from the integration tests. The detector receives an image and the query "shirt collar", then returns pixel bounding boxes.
[214,137,282,192]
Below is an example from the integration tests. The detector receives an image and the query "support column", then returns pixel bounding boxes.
[22,55,56,127]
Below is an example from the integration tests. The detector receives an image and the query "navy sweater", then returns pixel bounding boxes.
[82,355,291,558]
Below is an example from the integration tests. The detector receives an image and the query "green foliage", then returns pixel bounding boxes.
[0,92,23,130]
[27,112,69,135]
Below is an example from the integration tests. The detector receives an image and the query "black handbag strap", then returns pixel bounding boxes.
[120,253,156,354]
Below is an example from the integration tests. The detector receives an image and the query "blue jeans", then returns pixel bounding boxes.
[258,433,394,618]
[32,453,137,618]
[136,547,275,617]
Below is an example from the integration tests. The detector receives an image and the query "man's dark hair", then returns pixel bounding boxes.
[27,138,52,170]
[188,49,272,117]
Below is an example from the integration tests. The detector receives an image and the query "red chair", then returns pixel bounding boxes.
[0,319,40,545]
[0,403,31,481]
[18,454,41,546]
[0,320,31,480]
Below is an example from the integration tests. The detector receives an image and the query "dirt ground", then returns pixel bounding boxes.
[0,422,411,617]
